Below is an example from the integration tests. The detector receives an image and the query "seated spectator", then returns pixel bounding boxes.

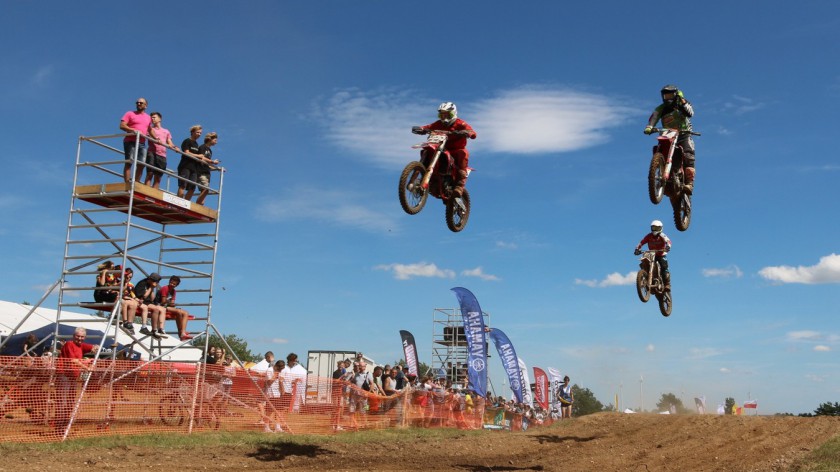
[94,261,118,303]
[132,272,165,338]
[119,268,147,335]
[154,275,193,341]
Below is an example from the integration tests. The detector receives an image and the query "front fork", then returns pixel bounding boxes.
[421,150,441,189]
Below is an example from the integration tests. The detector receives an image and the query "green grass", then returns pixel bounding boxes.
[792,435,840,472]
[0,426,487,453]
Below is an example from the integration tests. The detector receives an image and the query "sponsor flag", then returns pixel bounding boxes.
[487,328,525,403]
[743,400,757,409]
[547,367,562,410]
[533,367,549,410]
[518,357,533,406]
[451,287,488,398]
[399,330,420,376]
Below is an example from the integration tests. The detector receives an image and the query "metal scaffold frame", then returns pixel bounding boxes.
[431,307,489,386]
[0,131,225,365]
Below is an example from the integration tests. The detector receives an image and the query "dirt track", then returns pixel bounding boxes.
[2,413,838,471]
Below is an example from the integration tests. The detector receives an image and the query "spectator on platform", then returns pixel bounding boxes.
[177,125,205,200]
[195,132,220,205]
[55,327,99,433]
[145,112,179,189]
[154,275,192,341]
[119,267,146,335]
[133,272,164,338]
[119,97,154,183]
[94,261,119,304]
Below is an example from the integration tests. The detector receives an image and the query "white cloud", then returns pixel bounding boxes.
[470,87,637,154]
[688,347,723,359]
[495,241,518,250]
[787,330,822,341]
[759,254,840,284]
[575,271,636,288]
[461,267,500,281]
[645,344,655,352]
[375,262,455,280]
[317,85,639,169]
[702,265,743,278]
[719,367,731,374]
[722,95,766,115]
[32,65,55,87]
[271,338,289,344]
[255,186,397,233]
[814,345,831,352]
[805,373,827,382]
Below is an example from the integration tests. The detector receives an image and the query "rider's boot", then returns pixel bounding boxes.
[453,169,468,197]
[683,167,695,195]
[663,271,672,292]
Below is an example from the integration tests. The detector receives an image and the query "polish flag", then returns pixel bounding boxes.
[743,400,758,409]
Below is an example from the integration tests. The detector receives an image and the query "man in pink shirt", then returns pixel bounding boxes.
[119,97,154,182]
[145,111,179,189]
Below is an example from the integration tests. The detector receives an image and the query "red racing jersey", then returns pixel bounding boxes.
[636,233,672,257]
[421,119,476,150]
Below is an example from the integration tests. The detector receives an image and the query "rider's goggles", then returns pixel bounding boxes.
[662,92,676,101]
[438,111,453,120]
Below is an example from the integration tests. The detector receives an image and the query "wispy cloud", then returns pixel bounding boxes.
[646,344,655,352]
[470,87,637,154]
[461,267,500,281]
[575,271,636,288]
[375,262,455,280]
[814,345,831,352]
[255,186,398,233]
[702,265,743,279]
[688,347,724,360]
[759,254,840,284]
[787,330,822,342]
[495,241,518,250]
[32,65,55,87]
[721,95,766,115]
[317,85,639,169]
[719,367,731,374]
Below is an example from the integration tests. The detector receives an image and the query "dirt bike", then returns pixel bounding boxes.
[398,128,472,232]
[647,127,701,232]
[635,249,672,317]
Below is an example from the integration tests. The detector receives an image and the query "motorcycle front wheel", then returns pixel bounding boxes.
[658,291,672,317]
[445,189,471,233]
[398,161,428,215]
[648,153,666,204]
[672,193,691,231]
[636,269,651,303]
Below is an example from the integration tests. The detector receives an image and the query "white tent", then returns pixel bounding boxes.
[0,299,202,362]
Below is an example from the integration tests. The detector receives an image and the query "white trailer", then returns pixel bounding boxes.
[305,350,376,403]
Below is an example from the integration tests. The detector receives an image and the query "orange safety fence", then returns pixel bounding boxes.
[0,356,550,442]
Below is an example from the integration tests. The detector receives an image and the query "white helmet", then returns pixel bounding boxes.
[650,220,663,236]
[437,102,457,126]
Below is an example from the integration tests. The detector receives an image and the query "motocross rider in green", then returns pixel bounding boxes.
[644,85,696,194]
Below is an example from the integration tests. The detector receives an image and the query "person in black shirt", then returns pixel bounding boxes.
[195,132,220,205]
[177,125,205,200]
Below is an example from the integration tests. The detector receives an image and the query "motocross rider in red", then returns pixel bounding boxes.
[634,220,673,291]
[418,102,477,197]
[644,85,696,194]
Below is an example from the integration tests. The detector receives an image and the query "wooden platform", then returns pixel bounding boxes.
[74,182,217,225]
[78,302,196,320]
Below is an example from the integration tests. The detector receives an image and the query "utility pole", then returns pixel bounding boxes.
[639,375,644,412]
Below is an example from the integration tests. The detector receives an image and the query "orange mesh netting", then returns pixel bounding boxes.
[0,356,550,442]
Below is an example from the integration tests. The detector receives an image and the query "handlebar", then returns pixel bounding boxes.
[411,127,470,137]
[649,127,701,137]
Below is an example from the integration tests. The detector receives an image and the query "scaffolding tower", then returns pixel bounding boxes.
[0,131,224,362]
[431,307,489,385]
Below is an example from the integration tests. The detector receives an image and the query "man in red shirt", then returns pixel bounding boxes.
[56,327,99,432]
[155,275,193,341]
[414,102,477,196]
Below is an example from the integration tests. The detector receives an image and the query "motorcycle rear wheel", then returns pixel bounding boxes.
[648,153,666,204]
[658,291,672,317]
[445,189,471,233]
[672,193,691,231]
[636,269,651,303]
[398,161,428,215]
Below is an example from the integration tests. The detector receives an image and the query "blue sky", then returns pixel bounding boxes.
[1,1,838,415]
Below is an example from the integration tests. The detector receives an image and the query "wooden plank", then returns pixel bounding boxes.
[74,182,218,224]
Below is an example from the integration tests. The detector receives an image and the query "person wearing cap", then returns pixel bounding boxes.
[132,272,166,339]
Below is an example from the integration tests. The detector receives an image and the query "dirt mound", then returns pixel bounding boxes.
[4,413,838,471]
